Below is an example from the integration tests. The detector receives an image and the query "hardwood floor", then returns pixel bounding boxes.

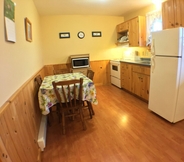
[41,85,184,162]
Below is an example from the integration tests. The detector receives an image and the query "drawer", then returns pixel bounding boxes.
[132,65,150,75]
[121,63,130,70]
[121,63,126,69]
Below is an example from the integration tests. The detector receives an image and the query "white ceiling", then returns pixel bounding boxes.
[33,0,158,16]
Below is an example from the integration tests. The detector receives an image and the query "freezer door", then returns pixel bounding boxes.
[148,56,181,122]
[151,28,183,57]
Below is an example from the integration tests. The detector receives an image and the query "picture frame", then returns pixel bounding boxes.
[25,18,32,42]
[59,32,70,39]
[92,31,102,37]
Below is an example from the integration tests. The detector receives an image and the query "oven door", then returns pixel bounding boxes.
[110,62,120,79]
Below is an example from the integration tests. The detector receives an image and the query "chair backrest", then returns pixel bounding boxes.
[52,78,83,109]
[87,69,95,80]
[35,75,43,86]
[53,69,69,75]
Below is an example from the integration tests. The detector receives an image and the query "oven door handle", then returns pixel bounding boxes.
[111,63,120,67]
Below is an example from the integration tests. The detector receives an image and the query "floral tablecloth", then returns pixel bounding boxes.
[38,72,98,115]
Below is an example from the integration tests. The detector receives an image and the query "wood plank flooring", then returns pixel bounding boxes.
[41,85,184,162]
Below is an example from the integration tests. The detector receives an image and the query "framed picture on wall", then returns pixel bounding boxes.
[92,31,102,37]
[59,32,70,39]
[25,17,32,42]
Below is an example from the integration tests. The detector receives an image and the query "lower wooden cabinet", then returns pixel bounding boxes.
[132,72,150,100]
[121,63,132,92]
[120,62,150,101]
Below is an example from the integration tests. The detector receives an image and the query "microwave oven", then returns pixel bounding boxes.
[71,57,90,69]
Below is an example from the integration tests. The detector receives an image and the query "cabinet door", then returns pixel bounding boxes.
[140,75,150,100]
[117,22,126,33]
[124,64,132,92]
[128,64,132,92]
[129,17,139,46]
[132,73,150,100]
[146,75,150,100]
[117,22,129,33]
[180,0,184,28]
[162,0,184,29]
[174,0,184,27]
[121,63,132,92]
[121,69,126,89]
[116,23,122,32]
[162,0,175,29]
[132,72,141,96]
[122,21,129,32]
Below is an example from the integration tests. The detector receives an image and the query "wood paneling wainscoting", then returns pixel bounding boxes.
[0,68,45,162]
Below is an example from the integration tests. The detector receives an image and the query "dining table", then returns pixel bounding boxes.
[38,72,98,115]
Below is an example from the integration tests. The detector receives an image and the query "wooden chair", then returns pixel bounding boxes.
[52,78,86,135]
[35,75,43,86]
[53,69,69,75]
[87,69,95,80]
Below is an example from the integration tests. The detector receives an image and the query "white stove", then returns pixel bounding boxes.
[110,60,121,88]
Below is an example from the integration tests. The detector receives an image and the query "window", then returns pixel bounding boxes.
[146,10,162,46]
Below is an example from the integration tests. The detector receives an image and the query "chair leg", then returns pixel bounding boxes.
[87,101,93,119]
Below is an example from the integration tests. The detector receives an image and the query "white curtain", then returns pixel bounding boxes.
[146,10,162,46]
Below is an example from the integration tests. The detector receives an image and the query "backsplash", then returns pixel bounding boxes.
[122,47,151,60]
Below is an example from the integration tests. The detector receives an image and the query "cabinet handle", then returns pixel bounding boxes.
[171,23,174,26]
[176,22,179,26]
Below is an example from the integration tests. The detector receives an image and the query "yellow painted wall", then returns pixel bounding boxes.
[40,15,124,64]
[124,4,157,21]
[0,0,43,107]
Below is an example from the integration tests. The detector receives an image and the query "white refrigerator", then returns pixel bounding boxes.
[148,27,184,123]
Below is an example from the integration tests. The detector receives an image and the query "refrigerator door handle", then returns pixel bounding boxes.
[151,55,155,73]
[151,39,155,73]
[151,39,155,56]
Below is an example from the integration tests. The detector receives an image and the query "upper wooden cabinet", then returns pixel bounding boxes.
[162,0,184,29]
[117,21,129,33]
[129,16,146,47]
[116,16,146,47]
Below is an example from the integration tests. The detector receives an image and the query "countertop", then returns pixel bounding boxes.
[120,60,151,66]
